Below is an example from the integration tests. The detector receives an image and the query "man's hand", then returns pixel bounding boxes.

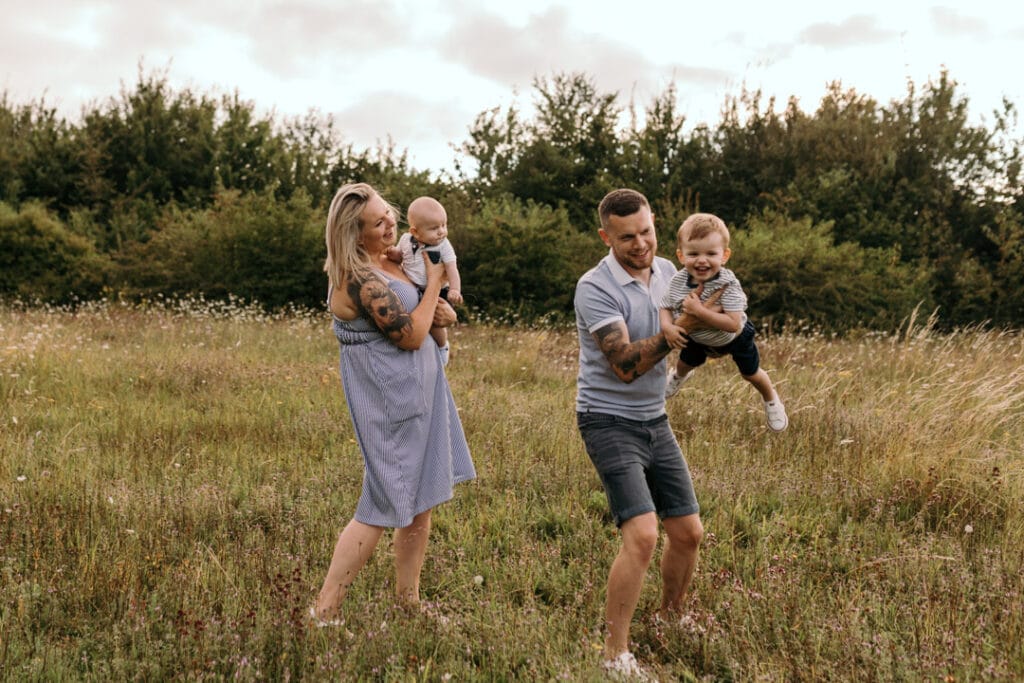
[663,323,687,350]
[673,284,726,332]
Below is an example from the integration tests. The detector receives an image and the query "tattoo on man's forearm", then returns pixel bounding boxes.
[594,323,670,380]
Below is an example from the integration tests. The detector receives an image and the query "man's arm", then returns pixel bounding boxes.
[592,321,673,383]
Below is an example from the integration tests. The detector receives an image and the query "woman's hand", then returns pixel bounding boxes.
[423,250,446,285]
[432,298,457,328]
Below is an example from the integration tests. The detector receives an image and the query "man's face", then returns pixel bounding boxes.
[599,206,657,276]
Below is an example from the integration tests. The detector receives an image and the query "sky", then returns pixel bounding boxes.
[3,0,1023,176]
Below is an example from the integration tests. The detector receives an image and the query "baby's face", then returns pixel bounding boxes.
[409,207,448,246]
[677,232,730,284]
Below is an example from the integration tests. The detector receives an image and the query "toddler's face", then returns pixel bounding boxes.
[409,208,448,246]
[677,232,730,284]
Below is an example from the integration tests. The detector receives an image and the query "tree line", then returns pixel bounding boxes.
[2,68,1022,330]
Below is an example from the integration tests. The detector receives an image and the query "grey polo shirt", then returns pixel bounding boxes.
[574,252,677,421]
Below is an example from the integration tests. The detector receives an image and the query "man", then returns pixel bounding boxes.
[575,188,716,679]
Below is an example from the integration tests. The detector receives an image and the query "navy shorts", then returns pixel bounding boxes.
[577,412,699,527]
[679,320,760,376]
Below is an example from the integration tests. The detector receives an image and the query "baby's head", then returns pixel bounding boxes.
[676,213,731,283]
[407,196,448,246]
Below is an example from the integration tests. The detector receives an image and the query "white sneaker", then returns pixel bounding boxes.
[308,606,343,628]
[764,396,788,432]
[602,652,652,681]
[665,367,691,398]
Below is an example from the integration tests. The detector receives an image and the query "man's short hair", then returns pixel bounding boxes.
[598,189,650,228]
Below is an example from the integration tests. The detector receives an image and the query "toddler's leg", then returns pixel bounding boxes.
[741,368,776,402]
[666,360,697,398]
[675,359,697,379]
[741,369,788,432]
[430,327,450,365]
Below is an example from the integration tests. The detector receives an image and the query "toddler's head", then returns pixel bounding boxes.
[676,213,731,284]
[407,197,448,246]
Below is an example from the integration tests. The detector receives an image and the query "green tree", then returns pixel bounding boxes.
[731,210,933,332]
[0,202,108,301]
[115,190,323,308]
[459,73,624,229]
[453,194,604,319]
[213,93,292,198]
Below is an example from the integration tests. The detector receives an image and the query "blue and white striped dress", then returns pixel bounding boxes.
[331,274,475,528]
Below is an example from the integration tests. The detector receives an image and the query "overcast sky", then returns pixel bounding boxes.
[3,1,1022,175]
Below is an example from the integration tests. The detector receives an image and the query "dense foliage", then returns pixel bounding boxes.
[2,68,1021,329]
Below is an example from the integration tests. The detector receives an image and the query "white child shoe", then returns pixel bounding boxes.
[764,396,789,432]
[665,367,692,398]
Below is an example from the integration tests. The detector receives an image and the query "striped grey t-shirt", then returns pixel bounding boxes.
[659,267,748,347]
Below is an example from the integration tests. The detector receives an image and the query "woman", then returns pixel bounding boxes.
[312,182,476,624]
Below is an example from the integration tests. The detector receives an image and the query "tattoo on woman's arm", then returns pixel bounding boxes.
[350,277,412,342]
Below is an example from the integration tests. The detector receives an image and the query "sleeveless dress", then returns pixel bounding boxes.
[330,273,476,528]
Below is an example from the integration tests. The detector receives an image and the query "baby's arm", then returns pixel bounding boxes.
[681,290,743,333]
[385,245,403,264]
[445,261,463,304]
[659,307,687,349]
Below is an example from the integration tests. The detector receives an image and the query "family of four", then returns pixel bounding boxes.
[311,182,787,680]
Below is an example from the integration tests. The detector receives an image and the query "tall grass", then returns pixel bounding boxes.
[1,301,1021,681]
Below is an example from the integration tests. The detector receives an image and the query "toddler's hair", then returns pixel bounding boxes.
[678,213,730,247]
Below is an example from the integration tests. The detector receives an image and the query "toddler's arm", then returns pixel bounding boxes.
[385,245,403,264]
[445,262,463,305]
[681,289,743,333]
[659,307,687,349]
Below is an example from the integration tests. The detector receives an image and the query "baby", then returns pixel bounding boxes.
[387,196,462,362]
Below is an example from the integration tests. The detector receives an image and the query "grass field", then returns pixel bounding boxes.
[1,301,1022,681]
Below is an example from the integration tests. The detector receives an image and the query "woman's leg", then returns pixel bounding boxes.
[314,519,385,620]
[394,509,432,605]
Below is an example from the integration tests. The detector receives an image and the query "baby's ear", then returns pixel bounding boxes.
[722,247,732,263]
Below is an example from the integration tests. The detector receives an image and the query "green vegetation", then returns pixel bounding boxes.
[2,69,1022,328]
[1,303,1021,680]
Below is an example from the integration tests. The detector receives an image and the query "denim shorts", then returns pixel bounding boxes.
[577,412,700,527]
[679,320,760,376]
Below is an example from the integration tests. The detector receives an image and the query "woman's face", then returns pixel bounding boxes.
[358,193,398,254]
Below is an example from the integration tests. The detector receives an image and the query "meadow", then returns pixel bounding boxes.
[1,301,1021,681]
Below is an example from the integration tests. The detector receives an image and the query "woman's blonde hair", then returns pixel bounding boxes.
[323,182,400,287]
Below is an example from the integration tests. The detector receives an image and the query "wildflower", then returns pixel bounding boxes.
[16,475,26,482]
[964,524,974,534]
[473,575,484,586]
[839,438,854,446]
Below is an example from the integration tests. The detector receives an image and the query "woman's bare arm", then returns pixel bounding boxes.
[349,276,436,350]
